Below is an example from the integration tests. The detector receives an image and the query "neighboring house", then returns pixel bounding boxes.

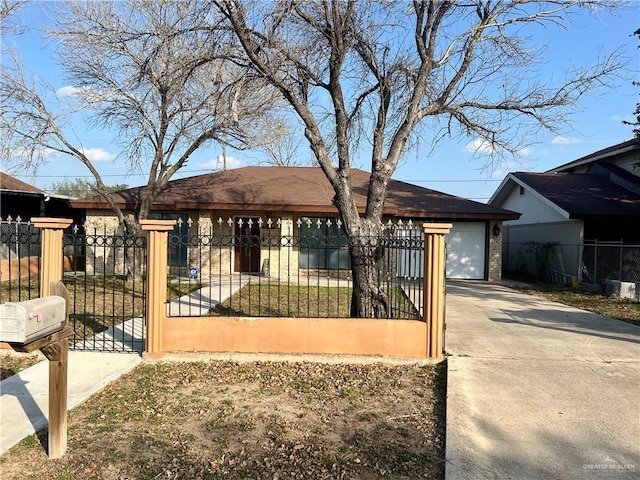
[70,166,519,281]
[1,172,83,277]
[488,138,640,281]
[0,172,79,221]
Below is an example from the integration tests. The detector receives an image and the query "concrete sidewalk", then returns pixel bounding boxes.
[167,276,250,316]
[0,352,140,455]
[445,281,640,480]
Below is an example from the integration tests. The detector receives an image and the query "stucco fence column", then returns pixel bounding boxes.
[140,219,176,358]
[422,223,452,360]
[32,218,74,297]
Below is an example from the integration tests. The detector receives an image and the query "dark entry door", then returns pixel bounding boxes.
[234,217,260,273]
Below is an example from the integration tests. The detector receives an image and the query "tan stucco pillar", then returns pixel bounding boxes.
[32,218,73,298]
[140,219,176,357]
[422,223,452,360]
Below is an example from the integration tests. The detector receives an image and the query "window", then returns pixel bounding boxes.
[149,212,189,266]
[519,186,525,196]
[299,217,350,269]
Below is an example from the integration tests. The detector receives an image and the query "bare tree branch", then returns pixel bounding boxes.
[217,0,627,317]
[1,0,283,229]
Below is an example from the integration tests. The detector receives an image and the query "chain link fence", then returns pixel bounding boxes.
[504,240,640,285]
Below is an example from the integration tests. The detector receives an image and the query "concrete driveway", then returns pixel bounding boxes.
[444,281,640,480]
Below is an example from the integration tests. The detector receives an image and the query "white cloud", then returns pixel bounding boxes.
[464,138,495,154]
[56,85,85,98]
[198,155,243,170]
[81,148,115,163]
[611,114,635,123]
[551,136,579,145]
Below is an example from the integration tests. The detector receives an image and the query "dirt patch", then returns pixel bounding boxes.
[0,360,446,479]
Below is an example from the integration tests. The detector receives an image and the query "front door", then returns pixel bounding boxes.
[234,217,260,273]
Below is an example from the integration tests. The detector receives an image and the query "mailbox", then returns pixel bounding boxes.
[0,296,66,344]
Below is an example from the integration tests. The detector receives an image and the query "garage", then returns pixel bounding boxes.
[396,222,487,280]
[445,222,486,279]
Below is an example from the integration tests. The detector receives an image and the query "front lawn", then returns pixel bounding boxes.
[213,284,420,319]
[0,360,446,480]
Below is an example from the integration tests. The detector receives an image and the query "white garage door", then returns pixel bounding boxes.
[446,222,486,279]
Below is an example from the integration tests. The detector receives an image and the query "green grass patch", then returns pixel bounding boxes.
[213,284,420,319]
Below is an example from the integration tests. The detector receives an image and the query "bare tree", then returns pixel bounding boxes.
[0,0,24,32]
[623,28,640,138]
[254,117,311,166]
[1,0,280,235]
[217,0,626,317]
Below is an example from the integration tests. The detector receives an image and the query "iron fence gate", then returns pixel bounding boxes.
[63,226,147,353]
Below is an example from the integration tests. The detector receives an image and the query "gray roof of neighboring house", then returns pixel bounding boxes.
[549,138,640,173]
[509,167,640,218]
[71,166,520,220]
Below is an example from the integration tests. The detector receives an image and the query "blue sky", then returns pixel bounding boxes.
[2,1,639,203]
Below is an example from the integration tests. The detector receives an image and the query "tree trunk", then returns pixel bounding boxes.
[349,239,390,318]
[341,218,390,318]
[122,214,144,281]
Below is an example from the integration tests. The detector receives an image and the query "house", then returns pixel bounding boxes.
[0,172,79,222]
[70,166,520,281]
[1,172,83,278]
[488,138,640,282]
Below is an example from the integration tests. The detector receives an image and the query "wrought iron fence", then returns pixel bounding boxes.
[166,217,425,320]
[0,218,41,303]
[1,219,147,352]
[2,216,428,351]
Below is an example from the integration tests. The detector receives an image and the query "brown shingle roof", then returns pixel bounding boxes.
[0,172,43,194]
[71,166,519,220]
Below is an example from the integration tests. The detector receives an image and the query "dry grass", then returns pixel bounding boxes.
[0,352,44,381]
[0,360,446,480]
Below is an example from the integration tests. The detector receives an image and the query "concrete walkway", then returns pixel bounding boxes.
[445,280,640,480]
[167,276,250,316]
[0,351,140,455]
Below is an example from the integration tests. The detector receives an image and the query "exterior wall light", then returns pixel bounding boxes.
[492,223,501,237]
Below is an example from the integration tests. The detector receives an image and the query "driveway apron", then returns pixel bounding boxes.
[444,281,640,480]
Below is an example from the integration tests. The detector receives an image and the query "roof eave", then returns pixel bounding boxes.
[549,139,640,173]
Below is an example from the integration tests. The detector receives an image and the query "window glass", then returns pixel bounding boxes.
[299,217,350,269]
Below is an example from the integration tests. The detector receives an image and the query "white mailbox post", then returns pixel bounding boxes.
[1,282,73,459]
